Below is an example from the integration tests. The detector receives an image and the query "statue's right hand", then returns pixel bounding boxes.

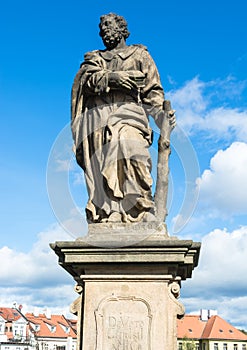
[108,71,137,90]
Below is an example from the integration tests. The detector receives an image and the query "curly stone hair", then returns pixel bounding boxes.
[99,13,130,39]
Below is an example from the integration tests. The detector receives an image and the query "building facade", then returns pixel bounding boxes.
[25,312,77,350]
[177,310,247,350]
[0,308,76,350]
[1,306,246,350]
[0,307,32,350]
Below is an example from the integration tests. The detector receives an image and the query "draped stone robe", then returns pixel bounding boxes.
[71,44,165,223]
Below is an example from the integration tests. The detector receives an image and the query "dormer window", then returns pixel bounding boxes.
[59,323,70,333]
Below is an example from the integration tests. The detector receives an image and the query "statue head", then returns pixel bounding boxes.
[99,13,130,49]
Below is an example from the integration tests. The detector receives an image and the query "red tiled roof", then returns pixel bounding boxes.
[0,307,27,340]
[67,319,77,333]
[25,313,77,339]
[0,307,22,322]
[202,315,247,341]
[177,315,206,339]
[177,315,247,341]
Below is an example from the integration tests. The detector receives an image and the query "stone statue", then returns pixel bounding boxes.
[71,13,176,224]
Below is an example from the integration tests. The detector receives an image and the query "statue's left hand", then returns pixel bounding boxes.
[155,109,176,130]
[167,109,176,130]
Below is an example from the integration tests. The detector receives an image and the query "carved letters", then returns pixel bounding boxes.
[95,296,152,350]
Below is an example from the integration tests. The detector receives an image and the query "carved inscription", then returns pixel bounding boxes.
[95,296,152,350]
[107,315,144,349]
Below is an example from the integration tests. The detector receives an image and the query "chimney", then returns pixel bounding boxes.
[45,309,51,319]
[200,309,208,321]
[33,308,39,317]
[208,309,217,318]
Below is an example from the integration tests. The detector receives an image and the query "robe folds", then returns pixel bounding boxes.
[71,44,165,223]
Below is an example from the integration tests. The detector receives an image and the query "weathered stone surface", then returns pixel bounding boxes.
[51,233,200,350]
[51,234,200,280]
[84,221,169,247]
[82,280,184,350]
[71,13,176,224]
[52,12,201,350]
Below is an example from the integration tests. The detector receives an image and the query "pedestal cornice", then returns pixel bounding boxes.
[50,235,200,281]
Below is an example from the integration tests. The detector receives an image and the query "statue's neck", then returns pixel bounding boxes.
[107,37,127,52]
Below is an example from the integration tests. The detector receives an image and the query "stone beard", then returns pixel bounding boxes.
[101,27,122,49]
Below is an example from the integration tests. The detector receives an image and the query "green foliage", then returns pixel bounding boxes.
[180,336,197,350]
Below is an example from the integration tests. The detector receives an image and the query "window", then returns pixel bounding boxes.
[178,343,182,350]
[234,345,238,350]
[242,345,247,350]
[196,345,199,350]
[223,344,228,350]
[203,343,206,350]
[214,344,218,350]
[56,347,65,350]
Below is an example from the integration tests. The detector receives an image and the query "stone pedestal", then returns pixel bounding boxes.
[51,226,200,350]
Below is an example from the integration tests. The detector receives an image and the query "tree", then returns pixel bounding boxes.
[181,336,197,350]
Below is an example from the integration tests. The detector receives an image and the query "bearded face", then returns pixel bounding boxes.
[100,17,122,49]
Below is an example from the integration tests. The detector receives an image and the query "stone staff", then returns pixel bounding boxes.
[154,99,175,222]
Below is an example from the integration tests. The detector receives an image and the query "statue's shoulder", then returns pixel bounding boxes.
[132,44,148,52]
[83,49,101,60]
[131,44,151,58]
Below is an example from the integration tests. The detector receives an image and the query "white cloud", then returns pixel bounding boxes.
[1,222,247,328]
[0,224,72,286]
[197,226,247,287]
[0,285,76,318]
[71,171,85,185]
[197,142,247,215]
[55,158,73,172]
[0,223,76,313]
[167,76,247,141]
[199,107,247,141]
[181,226,247,328]
[167,77,207,129]
[182,295,247,330]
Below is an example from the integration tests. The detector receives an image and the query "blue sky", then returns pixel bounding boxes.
[1,0,247,329]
